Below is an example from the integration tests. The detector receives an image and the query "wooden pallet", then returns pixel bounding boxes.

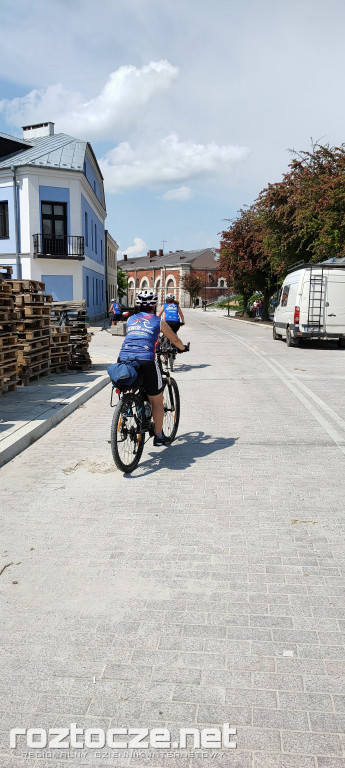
[18,349,50,365]
[0,282,13,295]
[15,293,52,306]
[0,334,17,349]
[20,338,50,353]
[0,348,18,364]
[18,327,50,341]
[16,318,50,330]
[0,361,18,377]
[50,364,69,374]
[18,361,50,384]
[8,279,45,293]
[0,380,17,396]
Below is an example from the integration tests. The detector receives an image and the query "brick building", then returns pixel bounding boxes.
[117,247,228,307]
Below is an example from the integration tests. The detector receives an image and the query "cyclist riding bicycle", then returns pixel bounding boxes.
[118,289,186,446]
[109,298,122,325]
[157,293,185,333]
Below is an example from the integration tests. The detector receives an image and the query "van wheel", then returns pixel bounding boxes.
[286,326,298,347]
[273,323,281,340]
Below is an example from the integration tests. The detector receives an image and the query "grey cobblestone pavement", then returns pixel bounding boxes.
[1,309,345,767]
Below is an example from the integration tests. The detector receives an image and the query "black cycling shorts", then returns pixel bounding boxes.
[166,320,180,334]
[118,358,163,396]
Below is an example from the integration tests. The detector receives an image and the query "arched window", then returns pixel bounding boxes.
[141,278,149,289]
[166,279,175,291]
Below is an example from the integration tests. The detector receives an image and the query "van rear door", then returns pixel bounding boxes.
[325,269,345,335]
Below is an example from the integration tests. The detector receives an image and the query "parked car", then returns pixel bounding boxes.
[273,260,345,346]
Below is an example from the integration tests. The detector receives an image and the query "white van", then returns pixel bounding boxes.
[273,260,345,346]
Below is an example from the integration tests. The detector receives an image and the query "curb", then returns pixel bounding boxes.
[222,315,273,329]
[0,373,110,468]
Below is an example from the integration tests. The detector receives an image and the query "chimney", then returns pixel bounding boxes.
[123,254,127,262]
[158,249,163,257]
[147,250,157,260]
[22,122,55,140]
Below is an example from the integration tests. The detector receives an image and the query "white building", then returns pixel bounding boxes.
[0,122,107,319]
[105,230,118,309]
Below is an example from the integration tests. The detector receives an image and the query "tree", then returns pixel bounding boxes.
[116,266,128,300]
[182,273,204,307]
[219,206,275,319]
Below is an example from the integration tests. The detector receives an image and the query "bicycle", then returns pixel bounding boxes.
[110,343,190,473]
[159,323,185,371]
[159,335,178,371]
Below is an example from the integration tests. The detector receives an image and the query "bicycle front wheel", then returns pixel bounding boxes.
[111,393,144,473]
[163,377,180,443]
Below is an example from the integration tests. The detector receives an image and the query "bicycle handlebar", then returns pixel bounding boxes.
[177,342,190,354]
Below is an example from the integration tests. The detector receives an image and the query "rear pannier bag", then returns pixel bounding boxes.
[107,358,141,388]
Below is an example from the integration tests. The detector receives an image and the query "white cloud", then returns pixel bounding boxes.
[100,133,249,193]
[118,237,147,259]
[0,61,178,141]
[161,186,193,201]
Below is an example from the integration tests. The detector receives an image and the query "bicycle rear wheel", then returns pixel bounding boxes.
[163,377,180,443]
[111,393,144,473]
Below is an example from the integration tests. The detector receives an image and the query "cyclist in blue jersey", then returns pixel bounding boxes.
[157,293,185,334]
[118,290,186,446]
[109,298,122,325]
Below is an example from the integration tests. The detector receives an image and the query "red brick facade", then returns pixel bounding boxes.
[117,248,229,307]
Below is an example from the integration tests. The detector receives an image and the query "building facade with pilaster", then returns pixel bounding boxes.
[117,248,228,308]
[0,122,107,319]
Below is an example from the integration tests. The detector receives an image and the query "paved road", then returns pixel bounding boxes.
[1,309,345,768]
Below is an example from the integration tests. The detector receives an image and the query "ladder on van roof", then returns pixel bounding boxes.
[307,266,325,328]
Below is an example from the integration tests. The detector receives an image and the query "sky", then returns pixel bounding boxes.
[1,0,345,258]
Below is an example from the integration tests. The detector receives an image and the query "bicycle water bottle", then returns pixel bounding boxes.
[144,402,152,419]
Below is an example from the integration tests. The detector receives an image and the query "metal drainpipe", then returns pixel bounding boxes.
[11,165,21,279]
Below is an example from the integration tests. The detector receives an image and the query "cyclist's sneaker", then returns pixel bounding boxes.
[153,433,166,447]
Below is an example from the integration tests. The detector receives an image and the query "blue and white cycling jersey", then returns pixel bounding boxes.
[164,302,179,322]
[119,312,161,361]
[111,301,121,315]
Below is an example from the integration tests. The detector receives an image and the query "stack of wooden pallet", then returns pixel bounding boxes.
[49,326,72,373]
[12,280,52,384]
[0,265,18,395]
[51,301,91,370]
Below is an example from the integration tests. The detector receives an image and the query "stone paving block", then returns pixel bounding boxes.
[278,692,333,711]
[253,706,309,730]
[225,689,277,708]
[197,704,252,726]
[152,667,201,684]
[333,696,345,712]
[309,712,345,733]
[282,731,343,755]
[254,757,316,768]
[102,665,153,681]
[317,759,345,768]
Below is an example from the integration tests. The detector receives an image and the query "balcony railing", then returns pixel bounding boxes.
[33,234,85,260]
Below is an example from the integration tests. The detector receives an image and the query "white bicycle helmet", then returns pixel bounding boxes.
[165,293,175,301]
[135,290,158,307]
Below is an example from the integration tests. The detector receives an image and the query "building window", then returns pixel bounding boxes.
[93,277,95,304]
[86,275,89,306]
[93,180,96,193]
[41,201,67,255]
[0,201,9,238]
[141,278,149,289]
[85,212,88,246]
[94,223,97,254]
[91,220,93,250]
[219,278,225,288]
[100,238,103,262]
